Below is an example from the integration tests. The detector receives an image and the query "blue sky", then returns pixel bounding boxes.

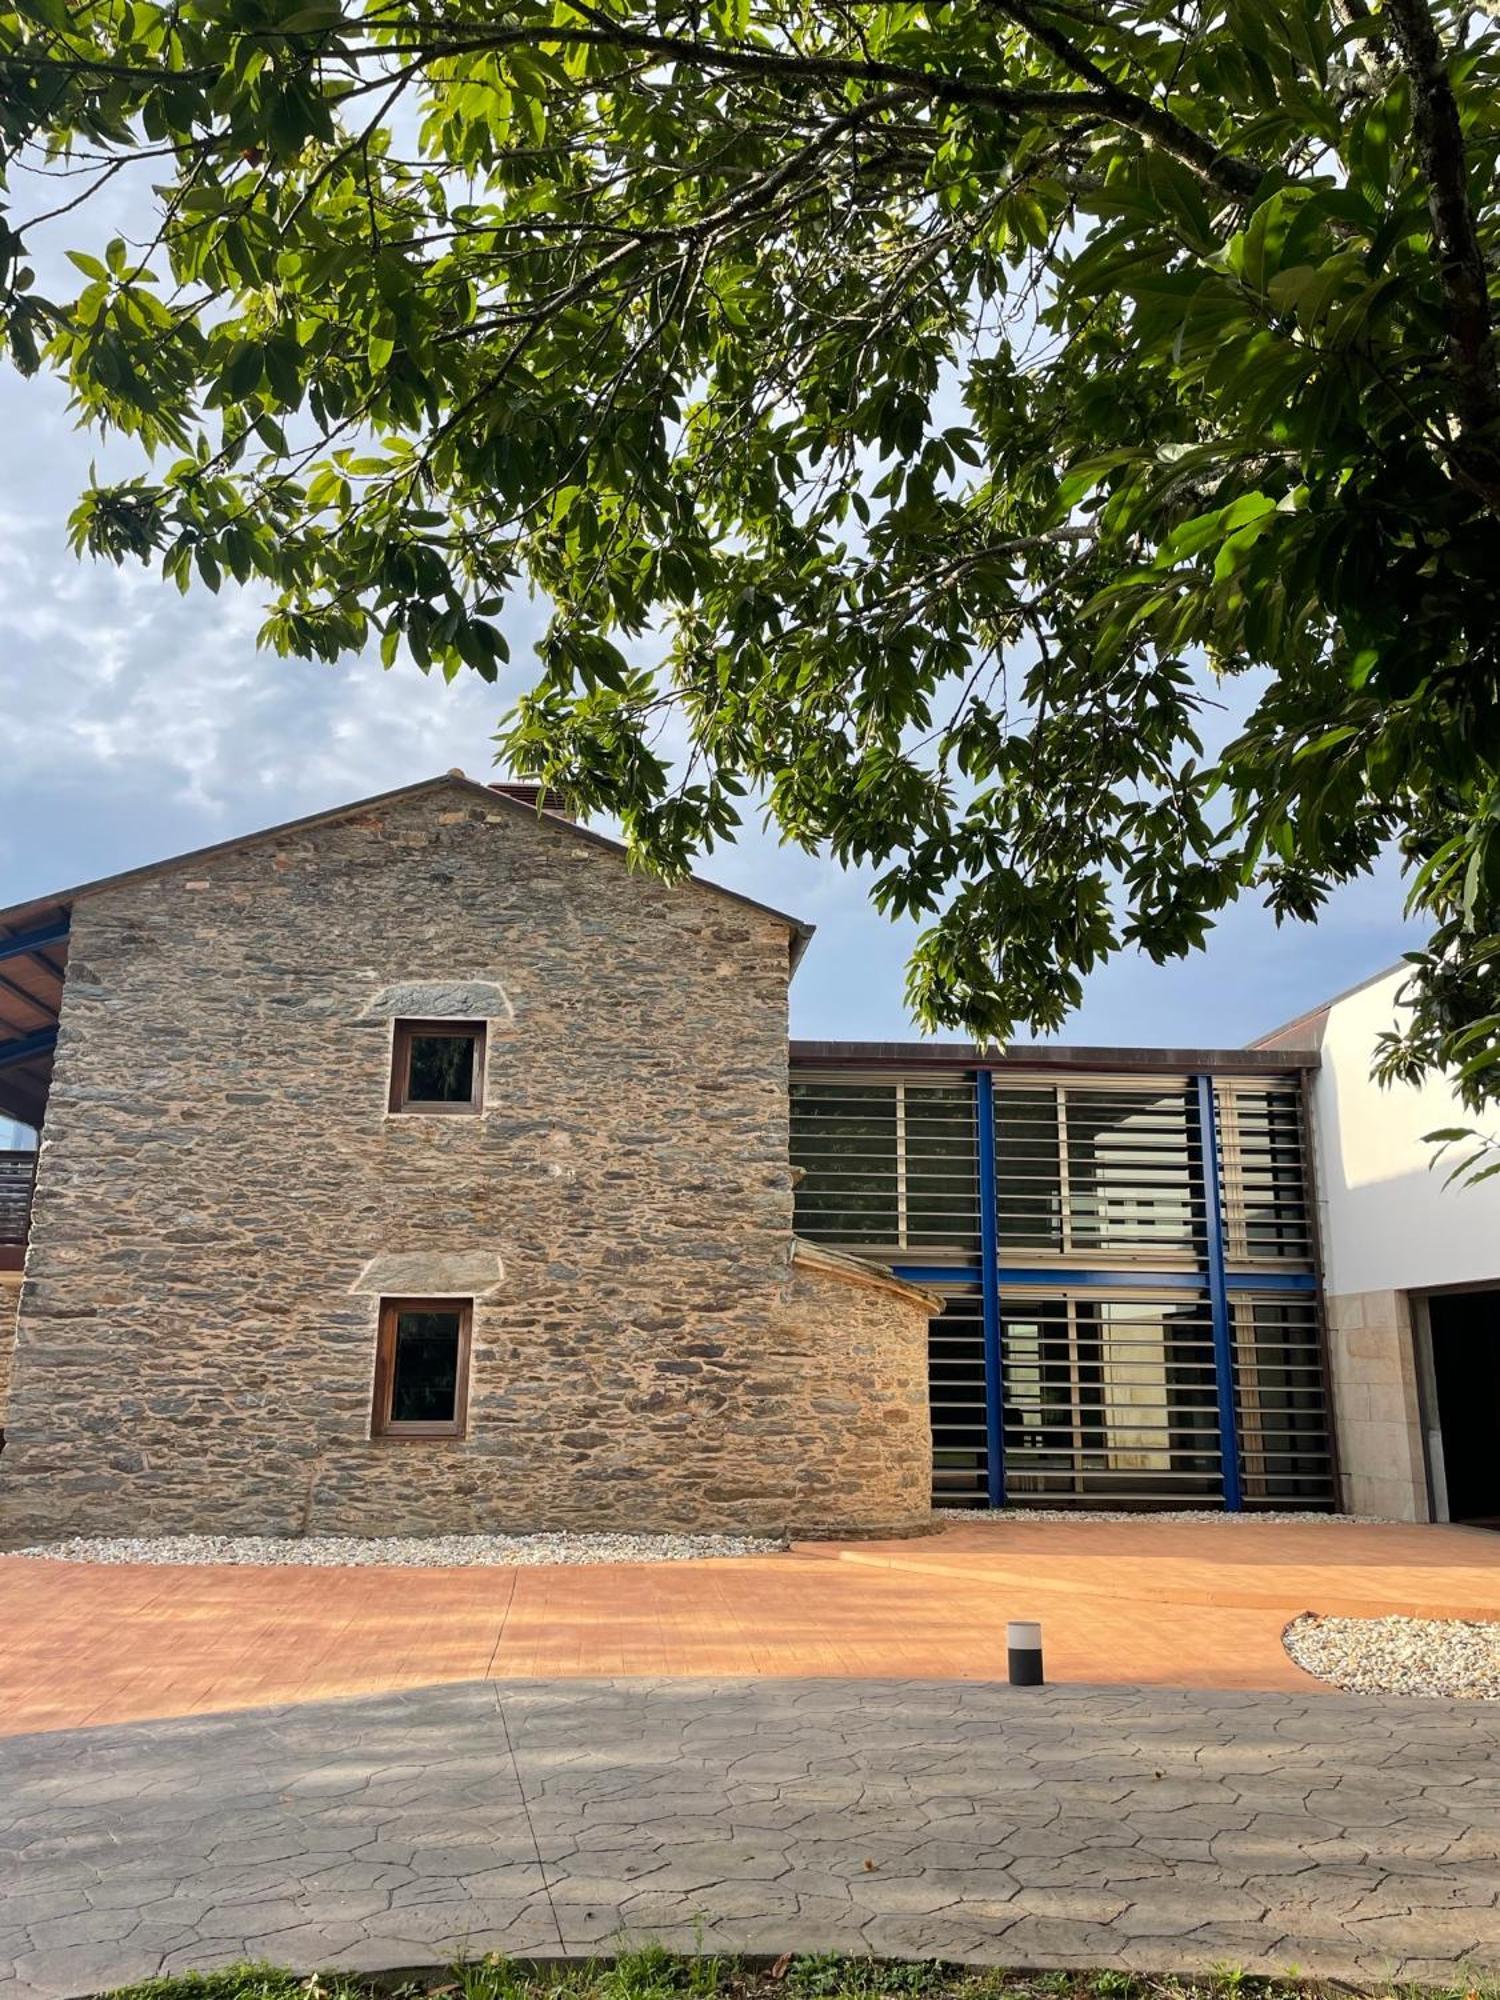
[0,352,1419,1149]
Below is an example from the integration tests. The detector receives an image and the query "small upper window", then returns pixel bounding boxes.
[389,1019,485,1114]
[373,1298,472,1438]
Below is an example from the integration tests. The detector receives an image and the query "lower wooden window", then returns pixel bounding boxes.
[372,1298,472,1438]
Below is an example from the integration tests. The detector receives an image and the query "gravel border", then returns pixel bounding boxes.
[10,1530,789,1568]
[1284,1610,1500,1699]
[12,1515,1397,1567]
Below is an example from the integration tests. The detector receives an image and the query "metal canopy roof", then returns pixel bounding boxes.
[788,1039,1320,1075]
[0,908,69,1126]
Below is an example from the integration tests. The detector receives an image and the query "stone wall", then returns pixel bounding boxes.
[0,1273,18,1428]
[776,1242,939,1539]
[0,781,934,1540]
[1324,1288,1429,1520]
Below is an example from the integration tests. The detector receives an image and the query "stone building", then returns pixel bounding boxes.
[3,771,1484,1539]
[0,775,937,1540]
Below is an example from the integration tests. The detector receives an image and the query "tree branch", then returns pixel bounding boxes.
[10,12,1108,124]
[976,0,1267,202]
[1382,0,1500,502]
[384,14,1114,125]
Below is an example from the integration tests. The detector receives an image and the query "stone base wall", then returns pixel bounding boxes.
[282,1249,934,1542]
[1,1243,934,1542]
[1324,1288,1429,1520]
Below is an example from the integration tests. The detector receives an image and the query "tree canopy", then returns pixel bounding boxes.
[3,0,1500,1101]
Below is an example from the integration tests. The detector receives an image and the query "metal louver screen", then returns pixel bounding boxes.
[790,1063,1331,1515]
[1233,1296,1335,1505]
[994,1083,1205,1259]
[1001,1293,1223,1504]
[929,1290,988,1508]
[790,1077,979,1252]
[0,1149,33,1252]
[1217,1082,1316,1266]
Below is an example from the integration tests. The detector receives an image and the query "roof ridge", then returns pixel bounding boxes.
[0,772,815,970]
[1245,959,1407,1049]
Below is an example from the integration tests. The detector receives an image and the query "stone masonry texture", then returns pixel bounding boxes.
[0,782,932,1539]
[0,1276,18,1427]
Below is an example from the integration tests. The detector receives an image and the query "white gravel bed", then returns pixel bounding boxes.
[11,1530,788,1568]
[1285,1611,1500,1699]
[937,1507,1395,1525]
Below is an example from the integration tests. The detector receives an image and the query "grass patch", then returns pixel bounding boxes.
[92,1952,1500,2000]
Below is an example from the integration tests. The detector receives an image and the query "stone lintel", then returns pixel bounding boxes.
[349,1251,505,1298]
[358,980,514,1022]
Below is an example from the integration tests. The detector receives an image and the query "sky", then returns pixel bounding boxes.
[0,328,1422,1152]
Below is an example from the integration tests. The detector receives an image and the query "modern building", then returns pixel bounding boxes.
[788,1042,1329,1514]
[1254,969,1500,1526]
[0,773,1493,1537]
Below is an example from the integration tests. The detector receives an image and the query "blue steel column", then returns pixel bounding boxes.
[1196,1073,1243,1511]
[976,1068,1005,1508]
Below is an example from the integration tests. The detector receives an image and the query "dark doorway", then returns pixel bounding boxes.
[1429,1289,1500,1525]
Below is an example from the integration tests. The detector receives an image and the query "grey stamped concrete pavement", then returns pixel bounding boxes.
[2,1677,1498,1998]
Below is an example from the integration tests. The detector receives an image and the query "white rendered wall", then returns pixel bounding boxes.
[1313,968,1500,1298]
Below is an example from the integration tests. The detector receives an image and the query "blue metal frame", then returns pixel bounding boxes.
[0,1027,58,1070]
[1224,1270,1317,1294]
[1195,1072,1243,1511]
[885,1066,1289,1514]
[995,1266,1200,1291]
[891,1264,981,1287]
[0,918,69,964]
[976,1069,1005,1507]
[892,1263,1290,1297]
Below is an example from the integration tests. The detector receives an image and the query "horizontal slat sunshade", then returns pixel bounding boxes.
[928,1291,988,1508]
[995,1081,1207,1258]
[1217,1082,1315,1268]
[1233,1295,1334,1505]
[0,1149,35,1249]
[1002,1292,1225,1504]
[792,1076,981,1251]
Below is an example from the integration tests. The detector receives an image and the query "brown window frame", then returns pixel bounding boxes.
[388,1018,486,1115]
[372,1297,473,1439]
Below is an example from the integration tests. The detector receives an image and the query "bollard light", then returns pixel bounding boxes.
[1007,1619,1044,1686]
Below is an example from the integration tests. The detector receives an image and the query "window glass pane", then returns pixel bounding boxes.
[390,1310,461,1423]
[408,1033,475,1102]
[1003,1293,1221,1501]
[1233,1297,1333,1503]
[1223,1085,1312,1263]
[1002,1298,1073,1461]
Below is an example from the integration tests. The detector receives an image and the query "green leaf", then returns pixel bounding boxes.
[280,0,343,28]
[10,0,1500,1123]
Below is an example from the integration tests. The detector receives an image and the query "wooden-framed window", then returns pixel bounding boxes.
[389,1019,486,1115]
[372,1298,472,1438]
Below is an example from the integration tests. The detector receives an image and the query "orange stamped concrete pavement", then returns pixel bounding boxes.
[4,1517,1500,1736]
